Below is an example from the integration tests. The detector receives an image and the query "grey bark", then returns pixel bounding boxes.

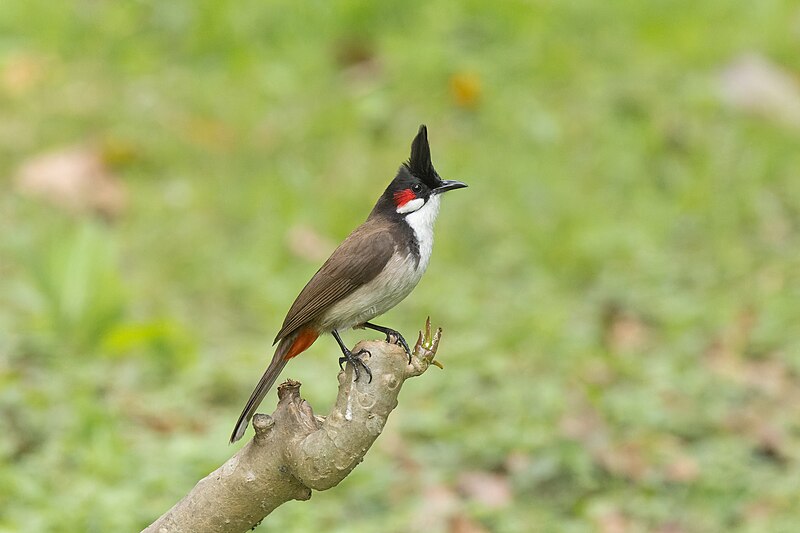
[143,319,443,533]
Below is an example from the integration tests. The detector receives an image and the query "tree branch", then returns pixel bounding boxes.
[143,319,443,533]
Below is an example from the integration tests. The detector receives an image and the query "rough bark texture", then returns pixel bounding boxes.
[143,319,443,533]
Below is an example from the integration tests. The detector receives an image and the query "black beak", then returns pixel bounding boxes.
[434,179,468,194]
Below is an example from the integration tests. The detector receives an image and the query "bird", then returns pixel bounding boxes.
[230,125,466,443]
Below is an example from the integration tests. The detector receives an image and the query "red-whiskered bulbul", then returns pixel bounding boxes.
[230,125,466,443]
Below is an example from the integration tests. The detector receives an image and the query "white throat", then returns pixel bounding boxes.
[403,194,440,271]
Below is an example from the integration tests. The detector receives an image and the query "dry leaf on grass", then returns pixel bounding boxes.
[602,304,651,354]
[594,440,649,482]
[664,454,700,483]
[594,508,635,533]
[741,499,781,526]
[719,53,800,128]
[450,71,482,109]
[1,52,47,95]
[449,514,489,533]
[725,402,791,463]
[607,313,650,353]
[14,145,127,219]
[559,399,607,443]
[410,484,461,532]
[335,38,383,84]
[504,451,532,475]
[456,471,513,509]
[287,225,336,262]
[707,345,792,398]
[655,522,687,533]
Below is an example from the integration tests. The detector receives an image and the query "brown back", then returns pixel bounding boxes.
[273,219,396,343]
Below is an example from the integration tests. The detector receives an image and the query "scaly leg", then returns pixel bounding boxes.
[332,329,372,383]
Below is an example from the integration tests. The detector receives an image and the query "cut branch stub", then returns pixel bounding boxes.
[143,319,444,533]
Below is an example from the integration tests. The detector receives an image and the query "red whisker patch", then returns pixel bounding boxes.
[393,188,416,207]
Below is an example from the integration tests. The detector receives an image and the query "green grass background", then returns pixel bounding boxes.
[2,1,800,531]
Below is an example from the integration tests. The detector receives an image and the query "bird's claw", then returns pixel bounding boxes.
[338,348,373,383]
[382,329,412,362]
[356,322,412,363]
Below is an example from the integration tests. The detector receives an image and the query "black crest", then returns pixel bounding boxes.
[404,125,439,187]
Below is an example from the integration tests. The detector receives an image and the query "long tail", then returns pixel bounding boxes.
[230,328,319,443]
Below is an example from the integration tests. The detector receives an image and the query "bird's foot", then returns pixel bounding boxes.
[358,322,412,363]
[384,329,412,363]
[338,348,373,383]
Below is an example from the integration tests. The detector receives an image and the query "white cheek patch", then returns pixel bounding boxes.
[396,197,424,214]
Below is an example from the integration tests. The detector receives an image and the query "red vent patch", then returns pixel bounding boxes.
[393,188,416,208]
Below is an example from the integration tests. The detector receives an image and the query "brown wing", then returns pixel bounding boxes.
[273,222,396,343]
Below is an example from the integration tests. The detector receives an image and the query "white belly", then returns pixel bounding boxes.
[319,250,428,331]
[319,194,440,332]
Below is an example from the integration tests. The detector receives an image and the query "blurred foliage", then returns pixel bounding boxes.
[2,1,800,532]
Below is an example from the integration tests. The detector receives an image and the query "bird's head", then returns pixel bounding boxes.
[374,125,467,219]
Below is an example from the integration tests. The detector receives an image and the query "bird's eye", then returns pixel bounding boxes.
[412,184,422,193]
